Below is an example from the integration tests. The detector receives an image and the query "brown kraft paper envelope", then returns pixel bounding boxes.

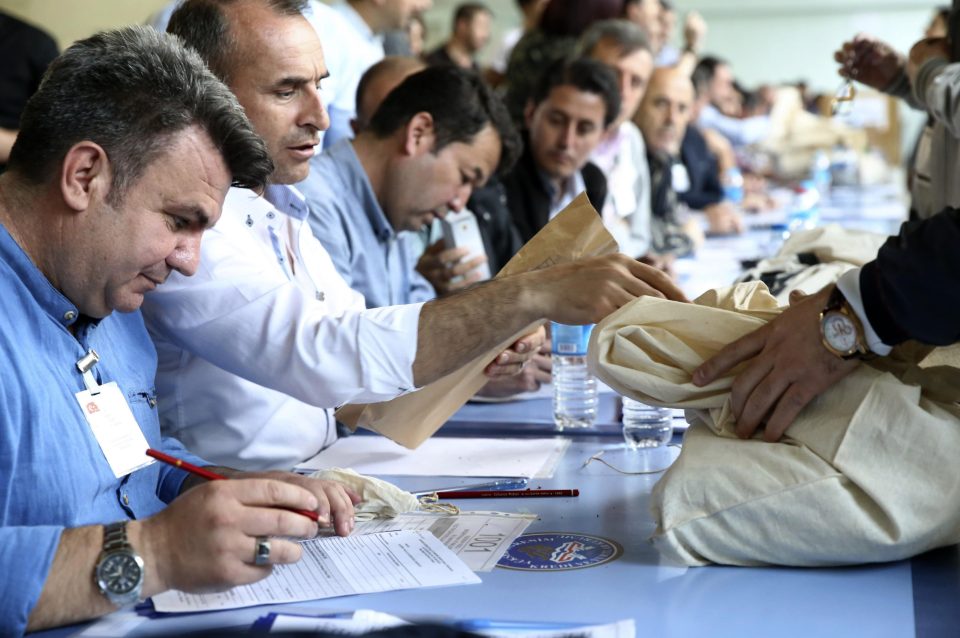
[335,192,619,448]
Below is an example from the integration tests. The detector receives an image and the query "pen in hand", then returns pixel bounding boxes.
[145,448,320,522]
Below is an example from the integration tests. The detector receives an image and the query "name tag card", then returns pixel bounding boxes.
[75,382,154,478]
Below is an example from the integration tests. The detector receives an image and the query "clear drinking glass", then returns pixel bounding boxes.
[621,397,672,449]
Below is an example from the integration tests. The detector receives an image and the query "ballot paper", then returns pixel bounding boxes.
[150,530,480,613]
[351,511,537,572]
[296,436,569,478]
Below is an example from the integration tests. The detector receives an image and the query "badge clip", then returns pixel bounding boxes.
[76,349,101,393]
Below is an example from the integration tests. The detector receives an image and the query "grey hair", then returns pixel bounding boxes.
[574,18,651,60]
[8,25,273,202]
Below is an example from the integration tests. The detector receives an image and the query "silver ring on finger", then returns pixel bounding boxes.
[254,536,271,566]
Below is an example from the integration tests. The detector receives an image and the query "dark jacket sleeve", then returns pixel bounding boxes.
[678,126,724,210]
[860,207,960,346]
[469,178,523,275]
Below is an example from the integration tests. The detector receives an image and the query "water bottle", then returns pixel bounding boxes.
[551,322,597,430]
[621,397,673,449]
[722,166,744,205]
[811,150,832,197]
[787,180,820,233]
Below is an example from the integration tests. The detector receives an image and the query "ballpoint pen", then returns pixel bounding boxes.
[411,477,529,496]
[146,448,320,522]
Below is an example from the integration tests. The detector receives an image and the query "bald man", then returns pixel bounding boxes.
[351,55,426,135]
[637,66,740,243]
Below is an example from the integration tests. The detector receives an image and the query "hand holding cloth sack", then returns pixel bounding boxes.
[589,281,960,566]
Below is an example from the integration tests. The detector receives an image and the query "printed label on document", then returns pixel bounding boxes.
[75,382,154,478]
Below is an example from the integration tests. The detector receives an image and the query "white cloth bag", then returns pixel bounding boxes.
[589,281,960,566]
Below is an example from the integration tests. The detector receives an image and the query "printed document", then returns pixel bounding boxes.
[351,511,536,571]
[151,530,480,613]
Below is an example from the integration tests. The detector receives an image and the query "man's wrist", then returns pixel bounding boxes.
[127,519,167,599]
[835,269,892,356]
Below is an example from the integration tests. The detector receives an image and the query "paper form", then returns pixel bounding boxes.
[351,511,537,572]
[151,530,480,613]
[296,437,570,479]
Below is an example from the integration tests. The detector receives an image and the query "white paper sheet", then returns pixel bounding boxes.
[296,437,570,479]
[262,611,635,638]
[351,511,537,571]
[151,530,480,613]
[266,610,409,633]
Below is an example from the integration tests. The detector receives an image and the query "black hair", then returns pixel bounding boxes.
[367,66,521,176]
[530,57,621,128]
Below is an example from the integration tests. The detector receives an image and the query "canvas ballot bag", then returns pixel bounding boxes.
[589,281,960,566]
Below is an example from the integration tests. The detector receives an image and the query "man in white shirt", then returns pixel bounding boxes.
[693,56,770,148]
[146,0,686,471]
[577,19,655,259]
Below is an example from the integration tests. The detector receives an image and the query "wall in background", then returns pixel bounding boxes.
[0,0,169,49]
[3,0,940,160]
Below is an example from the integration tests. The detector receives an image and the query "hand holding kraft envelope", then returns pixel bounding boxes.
[336,193,620,448]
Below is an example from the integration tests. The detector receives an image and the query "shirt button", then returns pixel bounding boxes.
[63,310,77,322]
[122,493,130,506]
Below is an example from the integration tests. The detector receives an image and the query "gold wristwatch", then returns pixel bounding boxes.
[819,286,871,360]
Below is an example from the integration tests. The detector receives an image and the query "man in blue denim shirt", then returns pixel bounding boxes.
[0,25,356,633]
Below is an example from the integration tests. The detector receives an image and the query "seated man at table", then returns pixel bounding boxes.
[576,19,656,260]
[0,25,357,634]
[636,65,740,253]
[503,57,619,244]
[304,65,551,397]
[145,0,686,472]
[302,65,508,309]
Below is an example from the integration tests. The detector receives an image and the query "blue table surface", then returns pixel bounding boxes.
[42,431,960,637]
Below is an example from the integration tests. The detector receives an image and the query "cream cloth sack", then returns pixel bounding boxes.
[737,225,888,305]
[589,281,960,566]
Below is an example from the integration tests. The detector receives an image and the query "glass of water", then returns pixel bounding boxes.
[621,396,673,449]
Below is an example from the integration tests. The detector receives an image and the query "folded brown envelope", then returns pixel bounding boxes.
[337,192,618,449]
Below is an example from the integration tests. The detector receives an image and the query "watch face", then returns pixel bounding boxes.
[97,552,143,595]
[823,312,858,353]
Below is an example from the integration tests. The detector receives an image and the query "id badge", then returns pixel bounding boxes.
[75,382,155,478]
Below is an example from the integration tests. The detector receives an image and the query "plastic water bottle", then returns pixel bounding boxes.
[722,166,744,205]
[551,322,597,430]
[811,150,832,197]
[787,180,820,233]
[621,397,673,449]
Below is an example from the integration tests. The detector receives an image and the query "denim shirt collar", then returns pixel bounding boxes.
[0,220,81,329]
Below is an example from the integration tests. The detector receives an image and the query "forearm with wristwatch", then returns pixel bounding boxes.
[94,521,145,606]
[820,269,892,360]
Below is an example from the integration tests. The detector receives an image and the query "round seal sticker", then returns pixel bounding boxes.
[497,532,622,571]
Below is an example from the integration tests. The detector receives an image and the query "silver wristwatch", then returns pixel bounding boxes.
[94,521,145,606]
